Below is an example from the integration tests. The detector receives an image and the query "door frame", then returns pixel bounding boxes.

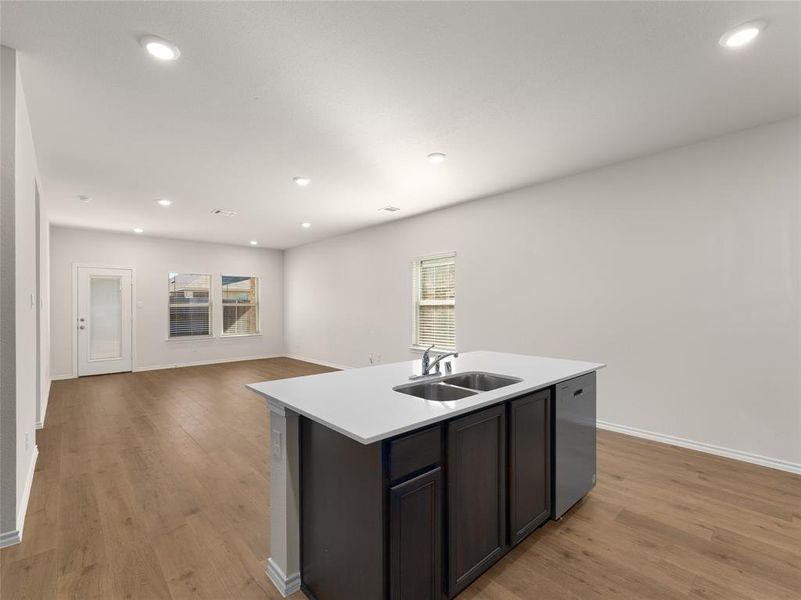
[71,262,137,378]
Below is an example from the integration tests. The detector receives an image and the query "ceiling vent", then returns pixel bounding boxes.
[210,208,238,217]
[379,205,400,213]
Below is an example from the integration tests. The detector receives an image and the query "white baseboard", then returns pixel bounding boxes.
[0,529,21,548]
[284,354,352,371]
[51,359,799,477]
[55,354,332,377]
[1,446,41,548]
[18,445,38,535]
[52,355,287,378]
[50,373,75,381]
[37,379,50,429]
[266,557,301,597]
[597,420,801,475]
[133,354,285,372]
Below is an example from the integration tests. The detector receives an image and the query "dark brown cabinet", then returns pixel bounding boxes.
[508,390,551,545]
[389,468,442,600]
[300,418,385,600]
[446,404,507,597]
[299,376,595,600]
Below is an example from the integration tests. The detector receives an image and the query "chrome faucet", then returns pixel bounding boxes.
[420,344,459,377]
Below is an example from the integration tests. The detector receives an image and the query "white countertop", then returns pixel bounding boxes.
[247,351,605,444]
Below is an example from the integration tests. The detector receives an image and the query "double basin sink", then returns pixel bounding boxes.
[393,371,522,401]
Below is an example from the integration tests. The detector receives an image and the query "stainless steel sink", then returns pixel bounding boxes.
[393,371,522,401]
[440,372,522,392]
[393,381,477,401]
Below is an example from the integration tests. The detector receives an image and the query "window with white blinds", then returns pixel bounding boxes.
[413,254,455,349]
[221,275,259,336]
[168,273,211,337]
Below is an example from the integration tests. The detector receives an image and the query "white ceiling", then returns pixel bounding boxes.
[2,1,799,249]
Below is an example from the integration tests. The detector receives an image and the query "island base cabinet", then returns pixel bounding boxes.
[389,468,443,600]
[447,405,507,598]
[508,390,551,546]
[298,376,594,600]
[300,418,385,600]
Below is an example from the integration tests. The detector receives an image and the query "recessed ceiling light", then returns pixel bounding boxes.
[427,152,447,164]
[293,177,311,187]
[155,198,172,207]
[379,205,401,212]
[133,227,144,234]
[249,240,258,246]
[719,20,765,48]
[78,195,91,203]
[140,35,181,61]
[301,222,312,229]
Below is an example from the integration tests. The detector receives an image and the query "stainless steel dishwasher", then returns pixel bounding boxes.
[552,371,597,519]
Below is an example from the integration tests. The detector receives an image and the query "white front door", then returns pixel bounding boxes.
[77,267,133,376]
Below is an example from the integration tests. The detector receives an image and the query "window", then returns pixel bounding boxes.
[413,254,455,349]
[221,275,259,336]
[168,273,211,337]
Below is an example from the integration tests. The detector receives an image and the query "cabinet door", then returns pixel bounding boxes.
[509,390,551,545]
[390,468,442,600]
[447,405,506,597]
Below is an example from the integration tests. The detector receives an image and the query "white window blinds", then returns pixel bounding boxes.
[168,273,211,337]
[414,254,455,349]
[221,275,259,336]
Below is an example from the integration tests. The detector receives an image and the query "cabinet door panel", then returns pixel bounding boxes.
[390,468,442,600]
[509,390,551,545]
[447,405,506,597]
[301,418,385,600]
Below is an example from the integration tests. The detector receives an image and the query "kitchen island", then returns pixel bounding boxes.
[247,351,605,599]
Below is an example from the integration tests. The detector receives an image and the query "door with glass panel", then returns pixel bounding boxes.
[77,267,133,376]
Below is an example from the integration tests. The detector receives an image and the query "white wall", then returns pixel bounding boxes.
[1,45,42,545]
[49,227,284,377]
[285,118,801,469]
[37,203,50,427]
[0,43,17,545]
[13,52,39,523]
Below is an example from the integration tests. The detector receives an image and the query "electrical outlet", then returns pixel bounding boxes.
[25,432,30,451]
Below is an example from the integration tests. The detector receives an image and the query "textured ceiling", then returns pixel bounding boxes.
[2,1,799,248]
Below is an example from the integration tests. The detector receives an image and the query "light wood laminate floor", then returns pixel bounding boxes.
[1,358,799,599]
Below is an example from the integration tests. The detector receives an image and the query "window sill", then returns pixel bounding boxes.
[409,345,456,354]
[166,335,215,343]
[220,333,262,339]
